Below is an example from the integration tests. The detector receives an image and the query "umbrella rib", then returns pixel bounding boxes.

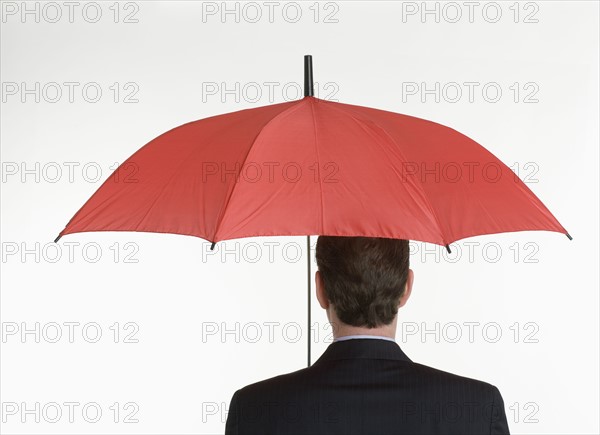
[212,99,309,242]
[322,102,448,246]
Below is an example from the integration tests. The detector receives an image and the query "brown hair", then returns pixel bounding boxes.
[315,236,410,328]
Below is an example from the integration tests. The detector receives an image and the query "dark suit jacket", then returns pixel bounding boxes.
[225,338,510,434]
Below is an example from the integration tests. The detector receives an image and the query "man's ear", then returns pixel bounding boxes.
[315,270,330,309]
[398,268,414,308]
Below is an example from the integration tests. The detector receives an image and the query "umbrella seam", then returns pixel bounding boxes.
[322,101,448,245]
[212,99,309,242]
[309,98,325,234]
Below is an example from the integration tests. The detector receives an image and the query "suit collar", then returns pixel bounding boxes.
[313,338,412,364]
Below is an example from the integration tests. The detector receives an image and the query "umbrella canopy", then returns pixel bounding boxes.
[53,69,569,250]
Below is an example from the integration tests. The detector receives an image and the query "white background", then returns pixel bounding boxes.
[1,1,598,434]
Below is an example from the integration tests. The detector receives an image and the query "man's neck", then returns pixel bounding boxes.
[326,307,399,340]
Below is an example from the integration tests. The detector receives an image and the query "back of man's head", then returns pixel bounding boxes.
[315,236,410,329]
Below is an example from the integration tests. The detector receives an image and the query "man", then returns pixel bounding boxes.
[225,236,510,434]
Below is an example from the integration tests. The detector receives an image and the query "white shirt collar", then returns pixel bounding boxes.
[333,334,396,343]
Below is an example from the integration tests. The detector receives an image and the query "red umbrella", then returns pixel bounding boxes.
[54,55,570,365]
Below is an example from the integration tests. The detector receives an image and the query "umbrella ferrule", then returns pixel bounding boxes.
[304,55,314,97]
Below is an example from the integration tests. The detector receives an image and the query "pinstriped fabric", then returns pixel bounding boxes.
[225,339,509,435]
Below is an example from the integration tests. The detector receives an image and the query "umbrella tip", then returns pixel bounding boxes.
[210,242,216,250]
[445,244,451,254]
[54,234,62,243]
[566,232,573,241]
[304,55,314,97]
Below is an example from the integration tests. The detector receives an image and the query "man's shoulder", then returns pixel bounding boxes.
[235,359,500,399]
[407,360,502,395]
[411,360,497,384]
[234,365,312,397]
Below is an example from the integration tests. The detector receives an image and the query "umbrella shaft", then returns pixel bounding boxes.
[307,235,311,367]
